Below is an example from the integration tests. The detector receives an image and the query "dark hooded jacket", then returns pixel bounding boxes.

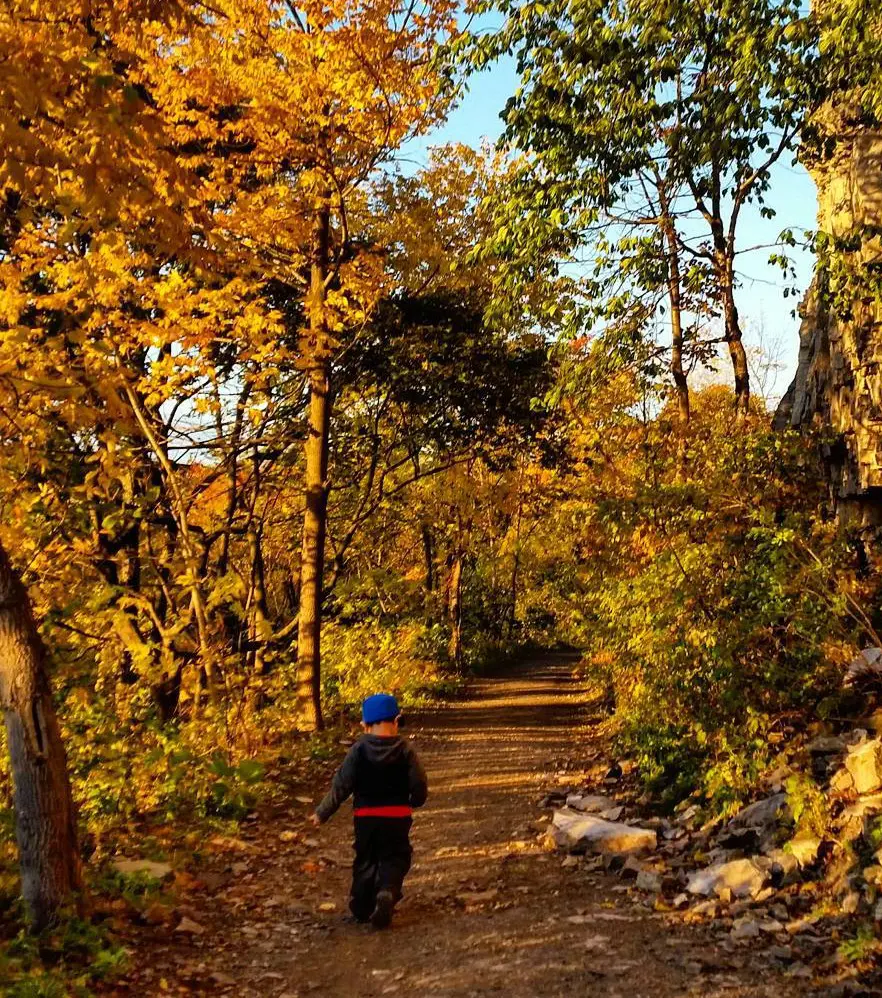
[315,734,428,822]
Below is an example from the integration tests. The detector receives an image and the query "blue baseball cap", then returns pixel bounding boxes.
[362,693,400,725]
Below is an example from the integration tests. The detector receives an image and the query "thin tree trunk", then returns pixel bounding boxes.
[507,461,525,638]
[118,521,141,685]
[0,542,82,930]
[712,235,750,416]
[296,191,332,731]
[662,223,690,429]
[247,528,270,676]
[421,523,435,594]
[723,280,750,417]
[507,549,520,640]
[124,383,218,700]
[446,551,463,668]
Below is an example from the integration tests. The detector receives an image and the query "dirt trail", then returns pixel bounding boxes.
[111,656,811,997]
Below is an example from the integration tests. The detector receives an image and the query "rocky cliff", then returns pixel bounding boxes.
[776,100,882,528]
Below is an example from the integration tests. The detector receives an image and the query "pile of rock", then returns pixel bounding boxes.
[542,725,882,939]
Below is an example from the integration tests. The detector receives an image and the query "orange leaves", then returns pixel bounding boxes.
[0,0,463,740]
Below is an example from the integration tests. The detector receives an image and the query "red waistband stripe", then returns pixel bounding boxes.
[353,805,413,818]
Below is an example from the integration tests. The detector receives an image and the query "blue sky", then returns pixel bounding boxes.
[403,56,819,403]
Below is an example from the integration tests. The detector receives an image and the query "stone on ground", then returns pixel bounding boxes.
[635,869,663,893]
[843,737,882,794]
[551,808,657,855]
[728,793,789,832]
[565,793,613,813]
[785,834,821,866]
[686,857,770,898]
[113,858,173,880]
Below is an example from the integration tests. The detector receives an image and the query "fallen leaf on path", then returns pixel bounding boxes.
[174,871,202,891]
[143,902,172,925]
[209,836,253,852]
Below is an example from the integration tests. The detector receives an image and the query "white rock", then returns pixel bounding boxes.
[599,806,625,822]
[806,735,846,755]
[844,738,882,795]
[846,647,882,685]
[758,918,785,934]
[113,859,173,880]
[551,808,657,855]
[731,917,761,939]
[830,767,855,793]
[786,835,821,866]
[565,793,613,813]
[686,857,770,899]
[635,870,662,893]
[842,890,860,914]
[729,794,789,831]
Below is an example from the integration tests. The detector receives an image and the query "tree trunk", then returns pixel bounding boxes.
[296,191,332,731]
[507,461,525,638]
[124,384,218,702]
[446,551,463,669]
[421,523,435,594]
[662,224,690,429]
[247,528,270,676]
[0,542,82,930]
[722,277,750,416]
[713,241,750,416]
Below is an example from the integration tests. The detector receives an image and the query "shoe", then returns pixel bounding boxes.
[370,889,395,929]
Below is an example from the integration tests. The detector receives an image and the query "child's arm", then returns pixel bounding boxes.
[314,743,360,824]
[406,742,428,809]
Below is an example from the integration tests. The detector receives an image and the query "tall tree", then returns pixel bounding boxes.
[464,0,814,415]
[0,542,81,930]
[1,0,460,731]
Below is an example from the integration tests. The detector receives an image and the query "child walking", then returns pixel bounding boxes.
[312,693,428,928]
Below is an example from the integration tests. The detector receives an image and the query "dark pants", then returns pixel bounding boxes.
[350,817,412,921]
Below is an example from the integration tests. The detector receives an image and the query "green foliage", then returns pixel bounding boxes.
[556,383,867,810]
[322,621,456,709]
[206,755,266,820]
[91,868,164,908]
[1,917,127,998]
[785,773,828,837]
[457,0,816,359]
[838,924,879,964]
